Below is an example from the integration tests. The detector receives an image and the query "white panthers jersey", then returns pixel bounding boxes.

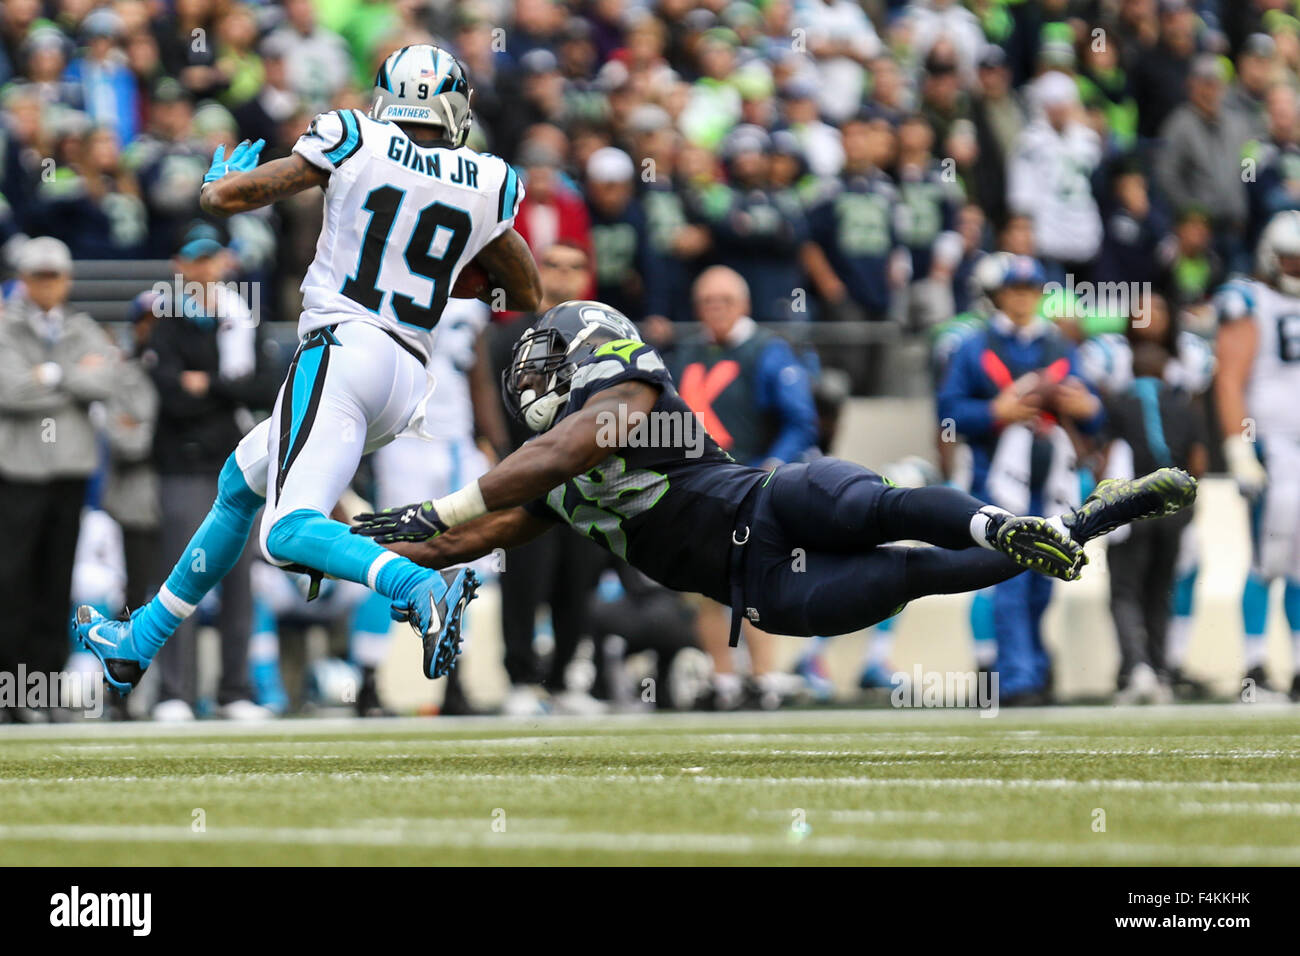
[1215,276,1300,441]
[292,108,522,357]
[423,297,491,442]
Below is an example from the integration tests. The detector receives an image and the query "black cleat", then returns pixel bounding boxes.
[1064,468,1198,544]
[988,515,1086,581]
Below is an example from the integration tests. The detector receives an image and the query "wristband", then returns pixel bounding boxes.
[432,480,487,528]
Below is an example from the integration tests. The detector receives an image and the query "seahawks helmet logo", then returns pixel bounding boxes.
[577,306,639,343]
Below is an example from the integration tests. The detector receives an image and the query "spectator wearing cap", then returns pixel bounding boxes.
[937,255,1105,704]
[777,75,844,178]
[585,146,657,319]
[794,0,881,125]
[1225,33,1279,140]
[1131,0,1201,139]
[1154,54,1254,270]
[64,7,139,145]
[1007,71,1104,278]
[0,237,122,707]
[142,224,277,720]
[30,123,147,259]
[513,139,592,265]
[704,123,810,322]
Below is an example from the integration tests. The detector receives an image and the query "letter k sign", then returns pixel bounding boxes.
[678,360,739,449]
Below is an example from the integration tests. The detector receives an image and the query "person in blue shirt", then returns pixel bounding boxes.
[63,9,139,147]
[937,255,1107,704]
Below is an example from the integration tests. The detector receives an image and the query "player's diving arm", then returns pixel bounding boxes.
[353,379,658,540]
[387,507,551,569]
[199,154,328,216]
[479,379,658,509]
[468,228,543,312]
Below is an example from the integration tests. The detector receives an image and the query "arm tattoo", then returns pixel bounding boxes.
[200,156,328,216]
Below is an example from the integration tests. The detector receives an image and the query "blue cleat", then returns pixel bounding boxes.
[73,605,153,695]
[391,568,480,679]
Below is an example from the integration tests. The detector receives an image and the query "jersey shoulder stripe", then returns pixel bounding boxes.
[324,109,364,167]
[497,163,521,222]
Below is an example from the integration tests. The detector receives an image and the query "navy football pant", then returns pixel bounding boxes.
[741,459,1025,637]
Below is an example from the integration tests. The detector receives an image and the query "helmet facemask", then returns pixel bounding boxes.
[502,327,576,432]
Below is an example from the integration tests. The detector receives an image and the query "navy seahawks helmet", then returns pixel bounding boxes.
[503,300,641,432]
[370,44,473,147]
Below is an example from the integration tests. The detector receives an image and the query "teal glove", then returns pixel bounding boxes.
[203,138,265,183]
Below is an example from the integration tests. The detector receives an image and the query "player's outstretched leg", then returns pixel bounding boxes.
[768,458,1085,579]
[73,451,266,694]
[1062,467,1198,544]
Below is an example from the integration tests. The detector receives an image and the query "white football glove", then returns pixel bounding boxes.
[1224,434,1268,498]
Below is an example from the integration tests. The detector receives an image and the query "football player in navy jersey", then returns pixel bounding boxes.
[354,300,1197,659]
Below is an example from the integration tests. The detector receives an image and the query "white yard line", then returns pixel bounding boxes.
[3,770,1300,792]
[0,703,1291,740]
[0,822,1294,864]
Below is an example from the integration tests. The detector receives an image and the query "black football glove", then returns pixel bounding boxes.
[351,500,449,543]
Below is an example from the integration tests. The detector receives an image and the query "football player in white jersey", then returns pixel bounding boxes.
[1215,210,1300,700]
[74,45,542,696]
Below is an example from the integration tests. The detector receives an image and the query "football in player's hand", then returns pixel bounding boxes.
[452,260,490,299]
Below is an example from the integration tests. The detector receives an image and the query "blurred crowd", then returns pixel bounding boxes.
[0,0,1293,341]
[2,0,1300,718]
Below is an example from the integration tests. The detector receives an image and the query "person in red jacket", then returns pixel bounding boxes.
[513,140,593,271]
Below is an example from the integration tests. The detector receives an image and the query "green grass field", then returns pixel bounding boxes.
[1,705,1298,865]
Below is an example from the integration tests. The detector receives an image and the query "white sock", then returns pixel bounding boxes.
[971,506,1012,550]
[1166,616,1192,671]
[1244,634,1269,671]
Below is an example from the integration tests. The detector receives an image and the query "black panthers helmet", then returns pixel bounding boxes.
[502,300,641,432]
